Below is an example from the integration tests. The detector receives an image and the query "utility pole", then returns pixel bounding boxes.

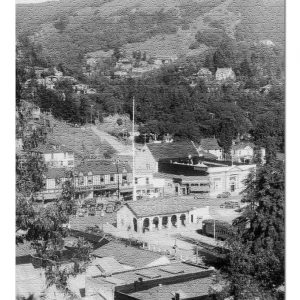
[132,97,136,201]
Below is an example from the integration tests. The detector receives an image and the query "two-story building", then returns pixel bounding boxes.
[197,138,223,160]
[31,143,75,168]
[231,142,255,163]
[40,160,133,202]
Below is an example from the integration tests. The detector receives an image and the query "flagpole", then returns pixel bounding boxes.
[132,97,136,201]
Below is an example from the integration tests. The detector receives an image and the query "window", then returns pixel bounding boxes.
[146,177,149,185]
[51,153,54,159]
[110,174,115,182]
[100,175,104,183]
[64,153,67,159]
[146,163,150,170]
[122,174,127,182]
[79,172,84,186]
[214,178,221,190]
[135,177,138,184]
[87,172,93,185]
[61,161,63,166]
[68,160,73,166]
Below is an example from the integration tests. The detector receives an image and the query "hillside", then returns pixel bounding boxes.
[46,115,116,159]
[16,0,283,71]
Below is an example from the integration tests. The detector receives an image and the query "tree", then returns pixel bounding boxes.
[220,160,285,299]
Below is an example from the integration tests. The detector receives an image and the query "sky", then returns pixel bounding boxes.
[16,0,59,4]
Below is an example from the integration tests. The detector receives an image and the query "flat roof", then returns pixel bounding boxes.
[127,276,214,300]
[106,262,211,286]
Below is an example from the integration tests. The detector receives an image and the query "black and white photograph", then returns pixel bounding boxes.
[13,0,287,299]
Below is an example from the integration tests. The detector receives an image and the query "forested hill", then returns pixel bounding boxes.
[16,0,284,72]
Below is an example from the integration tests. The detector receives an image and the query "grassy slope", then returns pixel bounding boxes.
[47,115,115,159]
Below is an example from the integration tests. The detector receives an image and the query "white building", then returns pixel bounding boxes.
[208,164,256,197]
[198,138,223,160]
[215,68,236,82]
[31,143,75,168]
[117,197,210,234]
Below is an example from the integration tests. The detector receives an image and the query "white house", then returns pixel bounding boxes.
[215,68,236,82]
[198,138,223,160]
[231,142,254,163]
[31,143,75,168]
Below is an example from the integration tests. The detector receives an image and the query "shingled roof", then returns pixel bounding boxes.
[92,241,165,268]
[125,197,206,218]
[75,160,132,176]
[147,141,199,161]
[200,138,222,151]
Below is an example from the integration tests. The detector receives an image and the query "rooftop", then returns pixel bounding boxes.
[75,159,132,176]
[110,262,212,286]
[147,141,199,161]
[199,138,222,151]
[231,142,255,151]
[128,276,214,300]
[125,196,208,218]
[31,143,73,154]
[92,241,166,268]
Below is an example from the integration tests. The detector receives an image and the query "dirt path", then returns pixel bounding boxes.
[91,126,132,155]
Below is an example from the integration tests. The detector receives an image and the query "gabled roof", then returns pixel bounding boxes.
[124,196,207,218]
[31,143,73,154]
[92,241,164,268]
[147,141,199,161]
[75,160,132,176]
[200,138,222,151]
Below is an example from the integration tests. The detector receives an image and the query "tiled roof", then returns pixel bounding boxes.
[75,160,132,176]
[125,196,207,218]
[45,168,68,179]
[147,141,199,161]
[31,143,73,154]
[200,138,222,150]
[128,276,214,300]
[92,241,164,268]
[91,257,131,274]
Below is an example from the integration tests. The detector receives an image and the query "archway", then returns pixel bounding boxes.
[133,218,137,232]
[171,215,177,227]
[152,217,159,229]
[162,216,168,228]
[143,218,150,232]
[180,214,186,226]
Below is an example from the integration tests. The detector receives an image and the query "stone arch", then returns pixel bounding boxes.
[162,216,168,228]
[180,214,186,226]
[133,218,137,232]
[143,218,150,232]
[152,217,159,229]
[171,215,177,227]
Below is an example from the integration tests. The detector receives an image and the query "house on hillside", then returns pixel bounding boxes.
[215,68,236,82]
[116,58,133,71]
[117,197,210,233]
[230,142,254,163]
[153,55,178,66]
[31,143,75,168]
[198,138,223,160]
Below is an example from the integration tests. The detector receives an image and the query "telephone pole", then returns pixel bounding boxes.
[132,97,136,201]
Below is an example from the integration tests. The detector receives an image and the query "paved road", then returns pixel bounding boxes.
[91,126,132,155]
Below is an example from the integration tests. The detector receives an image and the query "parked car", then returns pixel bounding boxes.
[217,192,231,199]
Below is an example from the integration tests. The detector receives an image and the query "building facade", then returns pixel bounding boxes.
[117,198,210,234]
[40,160,133,201]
